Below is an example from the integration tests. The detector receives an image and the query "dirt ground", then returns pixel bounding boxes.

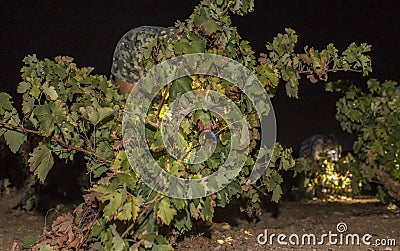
[0,191,399,251]
[0,191,45,250]
[176,197,400,251]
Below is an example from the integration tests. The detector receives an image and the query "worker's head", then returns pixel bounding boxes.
[111,26,178,95]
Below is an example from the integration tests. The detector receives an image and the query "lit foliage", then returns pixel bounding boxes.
[328,79,400,201]
[0,0,372,249]
[298,157,354,199]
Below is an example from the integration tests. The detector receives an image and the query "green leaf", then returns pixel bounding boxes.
[157,197,177,225]
[117,197,140,221]
[202,19,221,35]
[169,160,185,177]
[30,83,41,99]
[189,36,206,53]
[174,209,192,234]
[200,196,214,221]
[173,36,206,54]
[28,145,54,183]
[86,106,99,125]
[94,186,123,221]
[285,81,298,98]
[93,166,108,178]
[219,133,230,145]
[38,244,54,251]
[111,224,126,251]
[42,83,58,100]
[4,129,26,154]
[193,7,208,26]
[22,234,37,249]
[169,77,192,100]
[0,92,13,112]
[33,104,55,135]
[96,141,114,160]
[271,185,282,203]
[171,198,186,210]
[22,96,34,114]
[193,110,211,126]
[96,107,115,124]
[17,81,31,94]
[173,39,191,54]
[114,173,137,191]
[150,131,166,152]
[111,151,131,171]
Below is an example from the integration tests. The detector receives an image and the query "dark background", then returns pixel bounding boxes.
[1,0,399,152]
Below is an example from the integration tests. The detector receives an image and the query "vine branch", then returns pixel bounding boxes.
[121,195,161,238]
[0,121,112,164]
[298,67,362,75]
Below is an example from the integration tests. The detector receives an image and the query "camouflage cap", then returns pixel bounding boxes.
[111,26,177,84]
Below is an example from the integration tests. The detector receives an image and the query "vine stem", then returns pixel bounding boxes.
[298,68,362,74]
[156,84,171,119]
[0,121,112,164]
[121,195,161,238]
[251,184,269,197]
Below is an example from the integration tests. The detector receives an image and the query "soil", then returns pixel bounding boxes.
[0,191,399,251]
[0,191,44,250]
[176,197,400,251]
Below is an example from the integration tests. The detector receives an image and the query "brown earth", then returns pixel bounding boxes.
[176,197,400,251]
[0,191,44,250]
[0,191,399,251]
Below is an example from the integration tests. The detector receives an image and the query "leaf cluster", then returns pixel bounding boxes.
[332,79,400,201]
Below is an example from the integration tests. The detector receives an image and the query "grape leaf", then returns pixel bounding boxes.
[33,104,55,135]
[193,110,211,126]
[22,96,34,114]
[4,113,26,153]
[202,19,221,35]
[117,197,140,221]
[171,198,186,210]
[96,107,115,124]
[169,77,192,100]
[42,83,58,100]
[22,234,37,249]
[38,244,54,251]
[17,81,31,94]
[150,131,166,152]
[111,151,131,171]
[94,186,123,221]
[0,92,13,112]
[157,197,177,225]
[28,144,54,183]
[4,129,26,154]
[271,185,282,203]
[111,224,126,251]
[200,196,214,221]
[86,106,99,125]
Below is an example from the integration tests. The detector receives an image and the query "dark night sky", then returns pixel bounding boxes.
[1,0,399,152]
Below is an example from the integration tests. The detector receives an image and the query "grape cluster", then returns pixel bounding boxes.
[80,203,99,226]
